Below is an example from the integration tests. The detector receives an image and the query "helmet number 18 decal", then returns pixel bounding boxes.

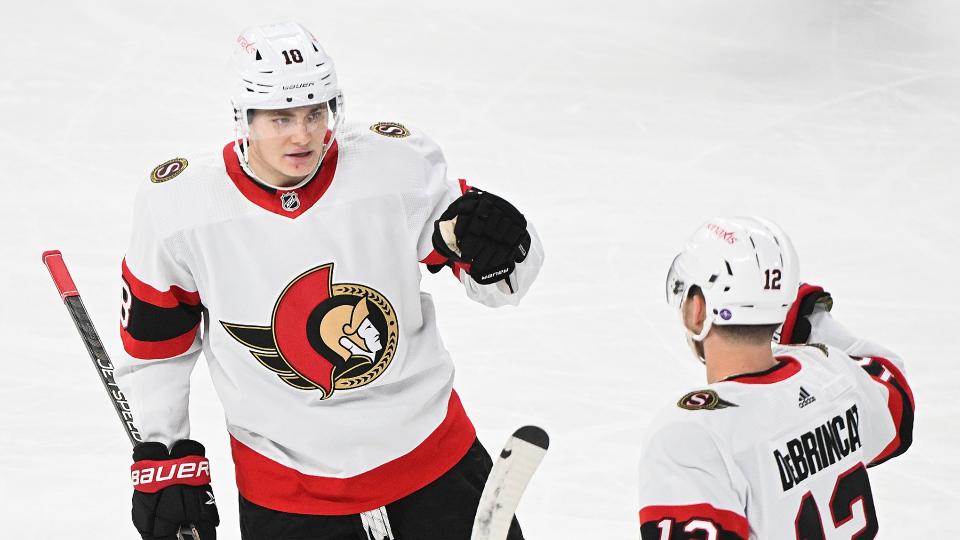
[282,49,303,64]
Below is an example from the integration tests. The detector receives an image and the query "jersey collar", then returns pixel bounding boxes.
[723,356,801,384]
[222,141,339,219]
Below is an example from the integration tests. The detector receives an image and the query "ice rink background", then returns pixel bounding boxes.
[2,1,958,537]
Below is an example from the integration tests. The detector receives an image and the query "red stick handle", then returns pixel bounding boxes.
[42,250,80,299]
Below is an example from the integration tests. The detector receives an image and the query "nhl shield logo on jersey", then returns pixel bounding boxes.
[677,389,738,411]
[280,191,301,212]
[220,264,398,399]
[150,158,189,183]
[369,121,410,138]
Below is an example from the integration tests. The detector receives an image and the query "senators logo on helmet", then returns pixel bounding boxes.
[221,264,398,399]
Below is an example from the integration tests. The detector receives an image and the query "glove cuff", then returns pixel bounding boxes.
[132,441,169,462]
[780,283,825,345]
[431,222,461,262]
[170,439,206,458]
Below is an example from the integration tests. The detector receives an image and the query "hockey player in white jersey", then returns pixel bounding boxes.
[117,22,541,540]
[641,217,914,539]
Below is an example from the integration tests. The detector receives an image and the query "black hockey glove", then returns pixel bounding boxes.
[778,283,834,345]
[131,439,219,540]
[431,188,531,285]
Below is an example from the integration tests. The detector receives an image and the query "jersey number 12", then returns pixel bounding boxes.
[795,464,878,539]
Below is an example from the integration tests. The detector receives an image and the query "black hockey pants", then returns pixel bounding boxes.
[238,438,524,540]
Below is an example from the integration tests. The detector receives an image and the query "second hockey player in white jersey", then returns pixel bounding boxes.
[640,217,914,539]
[117,22,541,540]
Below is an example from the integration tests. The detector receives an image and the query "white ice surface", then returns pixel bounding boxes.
[2,1,958,538]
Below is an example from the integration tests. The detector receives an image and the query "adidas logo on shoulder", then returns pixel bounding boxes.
[798,386,817,408]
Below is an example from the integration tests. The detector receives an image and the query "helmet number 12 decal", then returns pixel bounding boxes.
[764,269,782,290]
[282,49,304,64]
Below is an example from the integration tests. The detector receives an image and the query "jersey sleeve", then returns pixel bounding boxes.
[406,131,543,307]
[114,184,203,446]
[808,311,915,466]
[638,420,749,540]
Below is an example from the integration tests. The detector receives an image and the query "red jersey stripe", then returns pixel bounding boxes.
[725,356,801,385]
[420,250,448,266]
[122,259,201,308]
[231,390,477,515]
[863,356,915,466]
[640,503,749,538]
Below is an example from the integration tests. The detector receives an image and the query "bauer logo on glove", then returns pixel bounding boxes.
[432,188,532,286]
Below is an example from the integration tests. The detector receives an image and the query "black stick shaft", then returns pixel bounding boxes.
[43,250,142,446]
[63,295,143,446]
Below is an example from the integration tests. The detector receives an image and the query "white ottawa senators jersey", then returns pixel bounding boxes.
[637,339,914,539]
[115,121,543,515]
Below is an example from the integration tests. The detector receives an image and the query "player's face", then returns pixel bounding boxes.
[247,104,329,187]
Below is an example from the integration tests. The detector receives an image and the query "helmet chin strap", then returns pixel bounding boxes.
[237,140,323,191]
[680,296,714,365]
[685,332,706,365]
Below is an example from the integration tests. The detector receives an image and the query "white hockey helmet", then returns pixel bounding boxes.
[665,216,800,344]
[232,22,344,184]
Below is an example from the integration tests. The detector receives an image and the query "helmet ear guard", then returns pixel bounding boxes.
[665,216,800,360]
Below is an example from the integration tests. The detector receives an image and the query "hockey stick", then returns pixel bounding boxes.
[42,250,200,540]
[471,425,549,540]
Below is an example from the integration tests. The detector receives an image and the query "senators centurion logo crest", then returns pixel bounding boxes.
[220,264,398,399]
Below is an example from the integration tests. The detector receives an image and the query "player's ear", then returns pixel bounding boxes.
[682,290,707,335]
